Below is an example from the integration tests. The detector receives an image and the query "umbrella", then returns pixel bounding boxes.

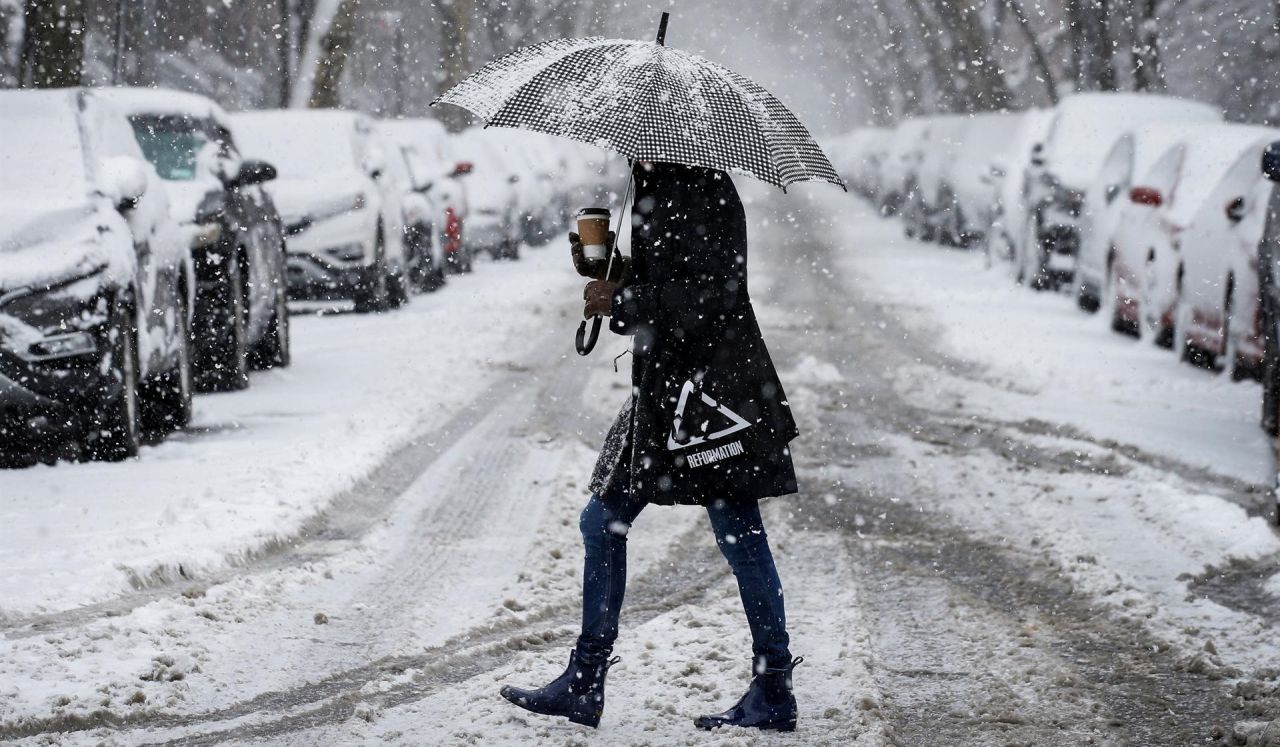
[432,13,844,353]
[432,14,843,192]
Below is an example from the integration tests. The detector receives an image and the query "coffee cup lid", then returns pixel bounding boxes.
[577,207,611,218]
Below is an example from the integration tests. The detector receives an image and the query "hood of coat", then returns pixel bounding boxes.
[629,163,743,280]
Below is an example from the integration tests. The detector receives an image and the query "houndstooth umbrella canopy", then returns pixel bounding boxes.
[432,37,845,191]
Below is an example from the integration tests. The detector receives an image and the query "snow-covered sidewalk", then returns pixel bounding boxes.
[0,248,580,618]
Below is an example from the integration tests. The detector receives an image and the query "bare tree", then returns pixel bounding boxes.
[20,0,86,87]
[1127,0,1165,90]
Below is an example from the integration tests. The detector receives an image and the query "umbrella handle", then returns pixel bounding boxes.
[576,316,602,356]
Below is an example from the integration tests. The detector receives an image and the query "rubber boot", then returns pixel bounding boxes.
[694,656,803,732]
[499,649,621,728]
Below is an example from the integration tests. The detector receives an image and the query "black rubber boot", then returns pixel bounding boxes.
[694,656,803,732]
[499,649,621,728]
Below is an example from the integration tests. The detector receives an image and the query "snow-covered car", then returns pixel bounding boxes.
[451,129,522,261]
[481,127,562,246]
[1108,124,1274,350]
[938,112,1027,248]
[1076,120,1237,312]
[831,127,891,200]
[878,118,932,217]
[100,87,290,391]
[0,89,194,461]
[231,110,409,312]
[1019,93,1221,289]
[380,117,474,275]
[984,108,1053,268]
[1171,127,1278,377]
[378,132,446,293]
[904,114,967,242]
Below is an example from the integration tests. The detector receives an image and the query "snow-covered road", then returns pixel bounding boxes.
[4,188,1280,745]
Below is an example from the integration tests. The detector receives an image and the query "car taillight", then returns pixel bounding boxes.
[444,207,462,253]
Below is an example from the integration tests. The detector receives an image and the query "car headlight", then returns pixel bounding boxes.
[323,243,367,262]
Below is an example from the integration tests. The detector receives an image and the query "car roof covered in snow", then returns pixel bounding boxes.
[1045,92,1221,189]
[95,87,232,129]
[231,109,372,176]
[1160,123,1279,226]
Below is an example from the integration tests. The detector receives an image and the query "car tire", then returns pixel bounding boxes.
[195,251,250,392]
[141,293,193,432]
[250,280,290,370]
[389,269,411,308]
[87,302,142,462]
[354,226,390,313]
[1023,218,1050,291]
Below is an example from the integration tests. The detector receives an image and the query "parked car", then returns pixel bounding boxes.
[451,128,522,260]
[1171,127,1278,377]
[100,87,290,391]
[836,127,891,200]
[0,89,194,461]
[904,114,967,242]
[1108,124,1273,350]
[878,118,932,217]
[940,112,1026,248]
[1257,142,1280,435]
[984,109,1053,269]
[381,118,474,275]
[377,131,446,293]
[1017,93,1221,290]
[231,110,409,312]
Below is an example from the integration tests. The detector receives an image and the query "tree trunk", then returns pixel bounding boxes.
[20,0,86,88]
[435,0,474,131]
[1129,0,1165,91]
[1005,0,1060,104]
[307,0,358,109]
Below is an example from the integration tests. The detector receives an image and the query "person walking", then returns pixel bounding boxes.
[499,161,803,732]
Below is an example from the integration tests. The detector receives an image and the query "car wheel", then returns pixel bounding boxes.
[195,251,250,392]
[87,301,141,461]
[1023,218,1050,291]
[141,293,193,432]
[389,269,411,308]
[354,226,390,313]
[250,280,291,370]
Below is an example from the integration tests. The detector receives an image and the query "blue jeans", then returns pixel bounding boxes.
[575,483,791,667]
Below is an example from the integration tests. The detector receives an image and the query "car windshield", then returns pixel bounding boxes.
[129,115,220,181]
[234,115,359,178]
[0,101,89,208]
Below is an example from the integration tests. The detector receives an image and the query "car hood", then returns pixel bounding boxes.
[0,202,134,292]
[265,174,367,225]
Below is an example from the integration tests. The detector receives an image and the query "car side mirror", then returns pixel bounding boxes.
[101,156,149,212]
[1105,183,1122,204]
[1129,186,1163,207]
[508,174,520,184]
[233,159,277,188]
[451,161,473,177]
[1029,143,1045,168]
[364,148,386,180]
[1263,142,1280,183]
[1226,196,1246,224]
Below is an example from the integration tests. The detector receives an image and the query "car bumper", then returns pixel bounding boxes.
[466,215,509,251]
[0,348,112,443]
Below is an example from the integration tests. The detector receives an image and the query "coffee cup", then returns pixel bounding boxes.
[576,207,611,261]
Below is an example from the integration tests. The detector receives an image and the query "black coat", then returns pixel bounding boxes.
[588,164,799,506]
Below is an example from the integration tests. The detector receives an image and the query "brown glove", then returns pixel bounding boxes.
[569,231,629,282]
[583,279,617,318]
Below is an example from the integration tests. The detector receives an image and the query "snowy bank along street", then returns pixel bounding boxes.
[4,182,1280,745]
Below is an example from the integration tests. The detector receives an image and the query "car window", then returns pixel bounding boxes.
[128,115,218,181]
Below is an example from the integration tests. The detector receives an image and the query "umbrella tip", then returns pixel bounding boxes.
[656,12,669,45]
